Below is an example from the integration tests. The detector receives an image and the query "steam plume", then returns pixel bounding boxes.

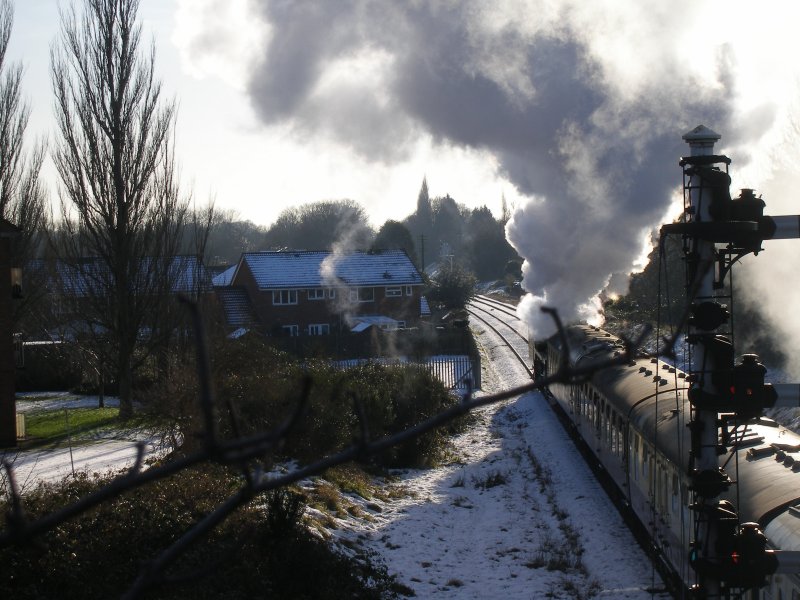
[178,0,800,351]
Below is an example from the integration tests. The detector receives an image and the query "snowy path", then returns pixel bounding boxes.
[2,393,170,493]
[336,323,669,598]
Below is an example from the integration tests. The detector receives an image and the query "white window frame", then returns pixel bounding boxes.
[308,323,330,336]
[385,286,402,297]
[272,290,298,305]
[328,289,336,299]
[349,287,374,302]
[307,288,325,300]
[281,324,299,337]
[405,285,413,296]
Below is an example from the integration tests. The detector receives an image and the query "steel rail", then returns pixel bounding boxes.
[472,294,520,320]
[467,300,529,346]
[466,303,533,379]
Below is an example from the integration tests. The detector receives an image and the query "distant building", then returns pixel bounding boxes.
[24,255,211,341]
[215,249,430,336]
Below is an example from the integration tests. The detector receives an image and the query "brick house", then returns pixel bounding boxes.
[215,249,430,336]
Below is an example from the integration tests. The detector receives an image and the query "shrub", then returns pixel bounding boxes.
[209,336,465,468]
[0,464,398,599]
[427,260,477,309]
[15,342,83,391]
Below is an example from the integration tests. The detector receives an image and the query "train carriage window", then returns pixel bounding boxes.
[642,446,648,478]
[671,473,679,513]
[594,395,601,431]
[622,426,628,462]
[654,463,661,511]
[609,412,618,456]
[656,466,663,513]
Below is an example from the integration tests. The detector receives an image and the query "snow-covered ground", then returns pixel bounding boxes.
[2,325,671,598]
[1,392,169,493]
[328,323,670,598]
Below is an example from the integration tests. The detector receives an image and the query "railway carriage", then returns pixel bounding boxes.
[534,324,800,599]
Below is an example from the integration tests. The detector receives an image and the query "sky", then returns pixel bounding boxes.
[7,0,800,371]
[6,0,523,229]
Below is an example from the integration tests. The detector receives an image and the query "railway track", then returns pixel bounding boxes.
[468,295,676,596]
[466,295,532,379]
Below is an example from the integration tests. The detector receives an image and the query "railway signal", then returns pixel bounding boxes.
[665,125,800,598]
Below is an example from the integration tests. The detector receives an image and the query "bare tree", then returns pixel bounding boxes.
[0,0,48,282]
[51,0,189,419]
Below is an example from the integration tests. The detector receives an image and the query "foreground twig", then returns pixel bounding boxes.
[1,302,649,599]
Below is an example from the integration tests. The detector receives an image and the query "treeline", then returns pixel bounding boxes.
[604,234,785,367]
[0,0,518,424]
[206,178,521,282]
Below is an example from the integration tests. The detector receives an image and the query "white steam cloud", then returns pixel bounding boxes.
[178,1,800,359]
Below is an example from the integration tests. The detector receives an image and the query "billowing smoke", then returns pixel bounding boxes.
[178,1,800,354]
[320,217,371,328]
[241,0,736,339]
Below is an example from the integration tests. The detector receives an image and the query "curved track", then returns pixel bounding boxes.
[467,295,532,378]
[469,295,676,597]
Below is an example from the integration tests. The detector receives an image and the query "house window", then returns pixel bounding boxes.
[349,287,374,302]
[272,290,298,305]
[281,325,299,337]
[385,286,402,297]
[405,286,413,296]
[328,289,336,299]
[308,289,325,300]
[397,321,406,329]
[308,323,330,336]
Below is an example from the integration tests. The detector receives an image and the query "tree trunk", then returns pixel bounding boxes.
[118,348,133,420]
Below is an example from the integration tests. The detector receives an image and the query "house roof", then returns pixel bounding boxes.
[212,264,236,287]
[350,315,400,332]
[236,249,424,290]
[49,255,210,298]
[215,286,257,327]
[420,295,431,316]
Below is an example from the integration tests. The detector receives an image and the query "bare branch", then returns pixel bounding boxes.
[1,300,649,598]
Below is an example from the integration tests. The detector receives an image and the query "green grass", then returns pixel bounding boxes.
[24,407,120,446]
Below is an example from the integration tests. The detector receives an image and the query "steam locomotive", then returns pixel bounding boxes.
[531,324,800,599]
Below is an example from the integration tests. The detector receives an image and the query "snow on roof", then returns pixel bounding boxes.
[239,249,423,290]
[212,264,236,287]
[420,295,431,316]
[350,315,400,332]
[55,255,210,297]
